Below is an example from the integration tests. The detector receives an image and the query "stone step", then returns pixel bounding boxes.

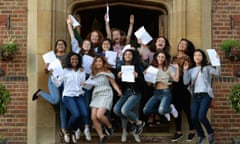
[58,132,198,144]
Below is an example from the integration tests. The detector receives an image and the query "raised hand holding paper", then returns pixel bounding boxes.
[206,49,221,66]
[134,26,153,45]
[69,15,80,28]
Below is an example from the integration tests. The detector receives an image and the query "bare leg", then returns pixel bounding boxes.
[91,108,105,138]
[96,108,112,129]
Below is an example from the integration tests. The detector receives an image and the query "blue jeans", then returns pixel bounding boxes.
[143,88,172,116]
[60,97,67,129]
[113,89,141,122]
[63,96,88,131]
[83,88,91,125]
[39,77,60,104]
[191,93,214,137]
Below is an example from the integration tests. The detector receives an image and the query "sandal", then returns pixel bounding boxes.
[147,115,154,127]
[147,122,154,127]
[154,114,161,127]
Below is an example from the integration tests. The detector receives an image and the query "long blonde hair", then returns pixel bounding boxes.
[91,55,110,76]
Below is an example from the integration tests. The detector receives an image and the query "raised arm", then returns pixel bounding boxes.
[67,16,75,40]
[67,15,81,53]
[104,13,112,40]
[126,14,134,44]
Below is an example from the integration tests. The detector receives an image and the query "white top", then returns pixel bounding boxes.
[52,68,86,97]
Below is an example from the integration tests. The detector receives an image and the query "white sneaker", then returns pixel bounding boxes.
[170,104,178,118]
[121,130,128,142]
[132,132,141,143]
[72,133,77,144]
[64,133,70,143]
[84,127,92,141]
[164,113,171,121]
[75,128,81,140]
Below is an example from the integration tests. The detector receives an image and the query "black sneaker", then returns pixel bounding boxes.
[171,133,183,142]
[99,135,107,144]
[104,127,114,136]
[186,133,195,142]
[127,123,136,133]
[196,136,205,144]
[135,121,145,135]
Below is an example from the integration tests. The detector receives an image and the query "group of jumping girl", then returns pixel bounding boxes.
[32,14,220,144]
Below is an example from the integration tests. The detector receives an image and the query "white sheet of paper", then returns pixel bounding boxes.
[144,66,159,83]
[120,44,132,61]
[121,65,135,82]
[121,44,131,55]
[105,50,117,66]
[206,49,221,66]
[42,51,56,64]
[106,3,110,22]
[83,78,98,90]
[69,15,80,28]
[82,55,94,74]
[48,59,64,77]
[134,26,153,45]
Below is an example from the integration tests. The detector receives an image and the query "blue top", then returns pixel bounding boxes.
[183,65,221,98]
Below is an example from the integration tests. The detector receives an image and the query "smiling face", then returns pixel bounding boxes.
[90,31,99,44]
[82,40,91,53]
[193,51,203,65]
[70,55,79,69]
[102,40,111,52]
[155,37,166,51]
[112,30,121,43]
[178,40,188,52]
[123,50,133,64]
[56,40,66,53]
[156,52,166,65]
[94,57,104,69]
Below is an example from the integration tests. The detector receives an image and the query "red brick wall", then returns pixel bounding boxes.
[212,0,240,143]
[0,0,28,144]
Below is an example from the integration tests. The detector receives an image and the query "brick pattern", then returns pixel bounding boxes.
[212,0,240,143]
[212,0,240,76]
[0,0,28,144]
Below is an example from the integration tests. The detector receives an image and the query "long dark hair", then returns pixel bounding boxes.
[98,38,113,53]
[65,52,82,69]
[151,50,170,71]
[193,49,209,71]
[179,38,195,61]
[122,49,141,66]
[150,36,170,54]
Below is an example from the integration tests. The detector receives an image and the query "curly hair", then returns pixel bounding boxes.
[65,52,82,69]
[86,30,104,48]
[150,36,170,54]
[179,38,195,61]
[122,49,141,66]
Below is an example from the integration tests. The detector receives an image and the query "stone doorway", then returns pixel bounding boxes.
[71,0,171,134]
[72,0,168,39]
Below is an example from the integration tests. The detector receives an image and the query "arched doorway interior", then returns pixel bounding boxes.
[69,0,171,134]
